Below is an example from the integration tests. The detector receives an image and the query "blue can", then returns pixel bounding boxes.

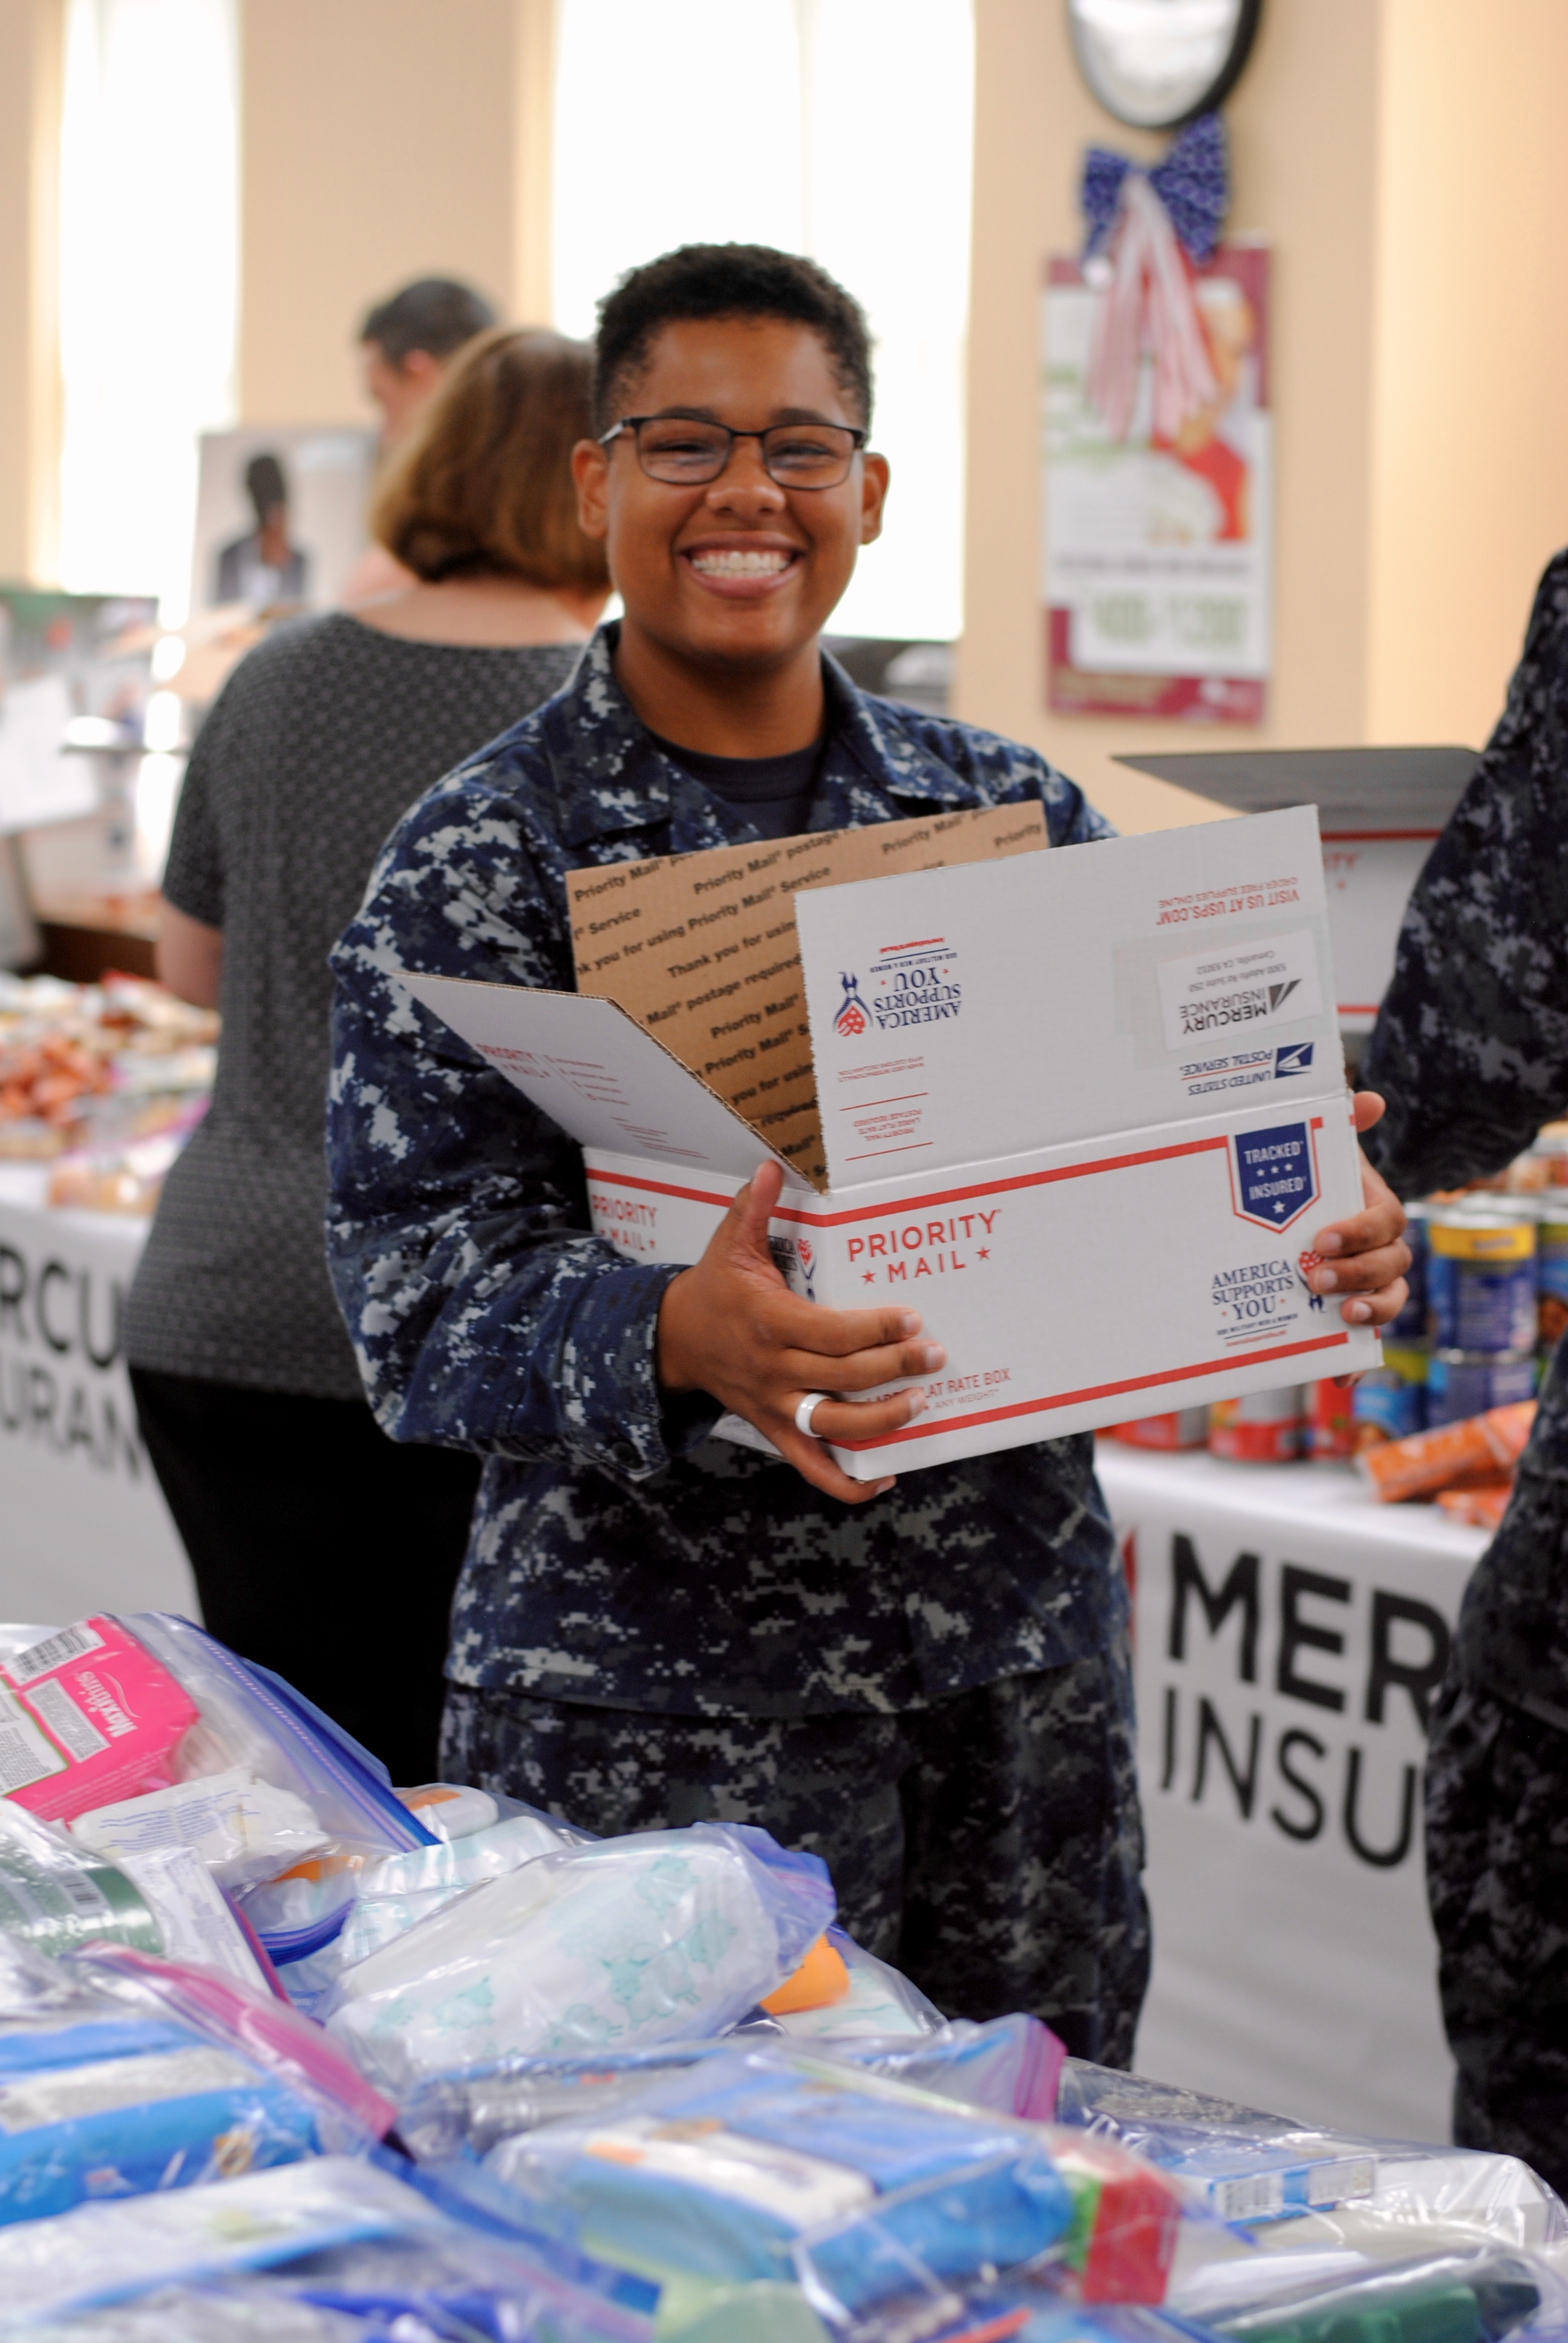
[1426,1349,1537,1427]
[1387,1202,1428,1342]
[1427,1211,1537,1353]
[1352,1346,1427,1444]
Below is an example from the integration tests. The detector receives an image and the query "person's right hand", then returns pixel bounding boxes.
[656,1159,944,1504]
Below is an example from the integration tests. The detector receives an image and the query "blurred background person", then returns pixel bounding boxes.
[1363,546,1568,2193]
[122,327,610,1785]
[214,450,309,608]
[359,275,497,447]
[345,276,498,609]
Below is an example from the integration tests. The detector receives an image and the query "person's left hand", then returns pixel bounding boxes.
[1308,1093,1410,1342]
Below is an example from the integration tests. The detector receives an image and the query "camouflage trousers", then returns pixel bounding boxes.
[442,1643,1149,2065]
[1425,1414,1568,2194]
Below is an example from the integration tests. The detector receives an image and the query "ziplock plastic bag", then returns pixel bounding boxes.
[305,1801,593,1984]
[127,1616,437,1869]
[261,1799,591,2019]
[324,1823,835,2093]
[1055,2063,1381,2226]
[833,2014,1068,2123]
[1193,2245,1552,2343]
[73,1944,396,2153]
[0,2152,655,2340]
[399,2045,743,2164]
[0,1931,329,2222]
[764,1927,945,2043]
[18,2287,368,2342]
[1059,2065,1568,2250]
[483,2044,1074,2327]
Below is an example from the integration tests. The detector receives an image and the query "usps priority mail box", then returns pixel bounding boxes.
[398,804,1380,1479]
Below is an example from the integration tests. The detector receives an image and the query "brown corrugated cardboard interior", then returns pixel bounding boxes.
[567,804,1047,1188]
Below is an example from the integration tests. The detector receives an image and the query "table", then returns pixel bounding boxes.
[0,1167,193,1620]
[1098,1440,1489,2143]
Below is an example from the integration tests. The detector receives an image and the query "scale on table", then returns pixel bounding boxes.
[1115,746,1480,1038]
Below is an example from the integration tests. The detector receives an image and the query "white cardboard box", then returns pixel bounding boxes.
[399,804,1380,1479]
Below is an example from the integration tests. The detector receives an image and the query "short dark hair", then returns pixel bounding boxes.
[359,277,497,365]
[244,452,287,523]
[592,244,874,433]
[372,327,609,596]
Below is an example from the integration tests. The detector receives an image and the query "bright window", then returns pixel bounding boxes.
[550,0,974,642]
[57,0,239,620]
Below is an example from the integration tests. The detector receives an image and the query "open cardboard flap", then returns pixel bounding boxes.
[566,801,1047,1187]
[394,974,808,1189]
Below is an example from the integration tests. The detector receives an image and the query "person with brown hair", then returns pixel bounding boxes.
[123,328,609,1785]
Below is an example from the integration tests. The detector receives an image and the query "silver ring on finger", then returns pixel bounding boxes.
[794,1391,830,1439]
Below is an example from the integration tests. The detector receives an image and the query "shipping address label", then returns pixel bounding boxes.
[1156,932,1322,1050]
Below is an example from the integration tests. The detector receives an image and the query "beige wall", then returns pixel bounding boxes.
[237,0,554,428]
[955,0,1568,831]
[1365,0,1568,742]
[0,0,62,583]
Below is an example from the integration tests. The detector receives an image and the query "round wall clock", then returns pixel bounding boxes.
[1067,0,1263,130]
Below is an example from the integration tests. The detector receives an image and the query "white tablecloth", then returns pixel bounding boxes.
[1098,1439,1489,2141]
[0,1166,192,1619]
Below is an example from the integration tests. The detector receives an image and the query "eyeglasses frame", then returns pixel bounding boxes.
[596,414,868,491]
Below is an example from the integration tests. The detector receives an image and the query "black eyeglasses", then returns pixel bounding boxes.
[599,414,866,490]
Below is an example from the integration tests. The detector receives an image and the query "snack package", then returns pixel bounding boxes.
[1437,1482,1515,1532]
[484,2046,1076,2325]
[0,1620,200,1823]
[323,1823,835,2093]
[1355,1404,1536,1504]
[0,1933,328,2223]
[71,1766,333,1892]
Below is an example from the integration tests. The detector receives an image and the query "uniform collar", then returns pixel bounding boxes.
[549,623,970,850]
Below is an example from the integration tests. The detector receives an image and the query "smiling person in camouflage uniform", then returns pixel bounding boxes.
[325,244,1410,2053]
[1365,551,1568,2190]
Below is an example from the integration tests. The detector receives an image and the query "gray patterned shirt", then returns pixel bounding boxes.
[325,625,1128,1717]
[124,613,580,1398]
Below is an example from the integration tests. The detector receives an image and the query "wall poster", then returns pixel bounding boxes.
[1043,240,1272,723]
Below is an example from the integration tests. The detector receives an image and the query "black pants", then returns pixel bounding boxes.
[129,1366,479,1787]
[442,1642,1151,2065]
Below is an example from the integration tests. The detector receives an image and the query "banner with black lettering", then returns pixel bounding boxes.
[0,1191,192,1619]
[1097,1441,1486,2141]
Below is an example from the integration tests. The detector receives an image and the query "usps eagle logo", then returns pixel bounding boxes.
[834,971,867,1038]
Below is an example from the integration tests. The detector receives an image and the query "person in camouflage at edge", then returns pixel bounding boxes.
[326,245,1409,2058]
[1365,551,1568,2189]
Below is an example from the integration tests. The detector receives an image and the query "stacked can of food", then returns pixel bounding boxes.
[1424,1205,1537,1426]
[1533,1193,1568,1359]
[1209,1387,1307,1462]
[1104,1407,1209,1450]
[1352,1201,1429,1449]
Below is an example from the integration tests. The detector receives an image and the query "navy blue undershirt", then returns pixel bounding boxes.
[652,734,823,841]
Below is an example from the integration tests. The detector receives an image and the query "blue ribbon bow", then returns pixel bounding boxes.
[1080,111,1229,264]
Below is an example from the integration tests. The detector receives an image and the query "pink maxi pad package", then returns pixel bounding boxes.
[0,1620,200,1823]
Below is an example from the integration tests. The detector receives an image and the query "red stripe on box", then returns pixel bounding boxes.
[832,1331,1354,1450]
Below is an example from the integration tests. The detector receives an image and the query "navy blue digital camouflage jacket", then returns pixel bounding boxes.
[1365,551,1568,1713]
[1365,551,1568,1194]
[325,626,1123,1718]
